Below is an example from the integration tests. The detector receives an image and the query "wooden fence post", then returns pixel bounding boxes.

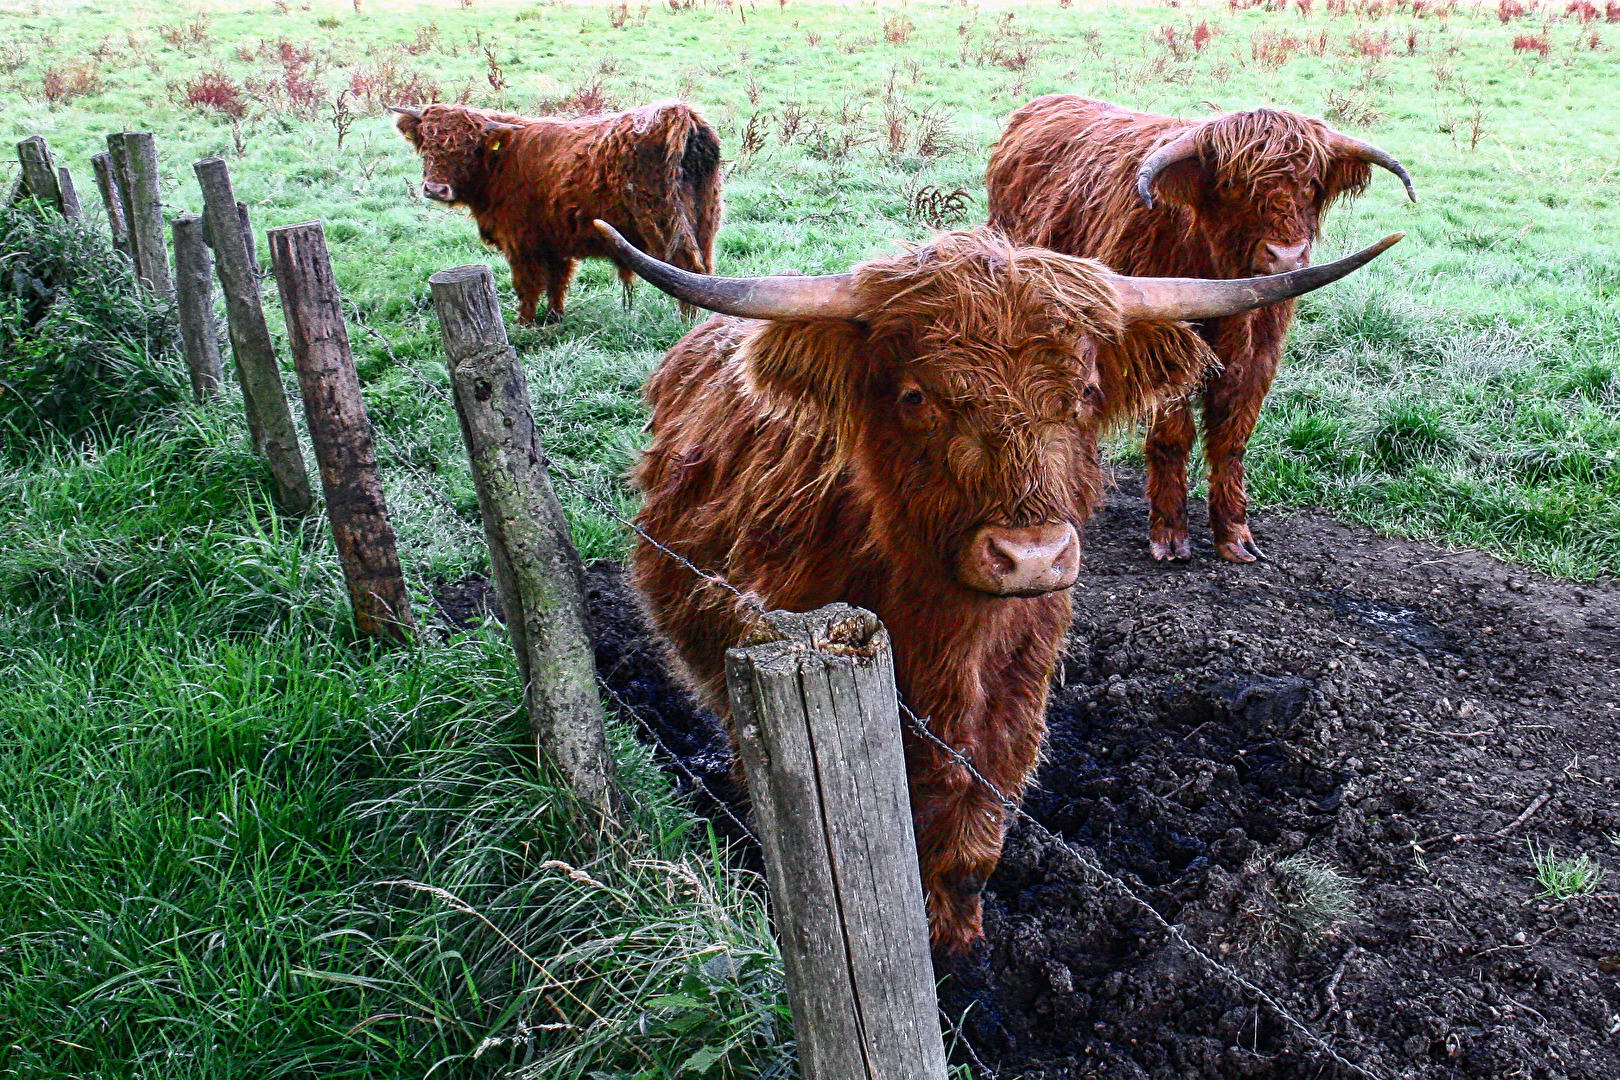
[269,220,415,642]
[57,166,81,220]
[429,263,621,828]
[725,604,950,1080]
[91,152,131,256]
[15,136,62,211]
[107,132,173,296]
[171,214,224,400]
[193,156,313,516]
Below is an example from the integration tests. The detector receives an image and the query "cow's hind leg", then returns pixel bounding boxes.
[1202,361,1276,563]
[616,265,635,310]
[1144,399,1196,561]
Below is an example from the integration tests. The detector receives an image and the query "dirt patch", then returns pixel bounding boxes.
[466,470,1619,1080]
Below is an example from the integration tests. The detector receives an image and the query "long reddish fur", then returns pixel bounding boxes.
[987,96,1372,560]
[631,229,1213,953]
[396,101,722,322]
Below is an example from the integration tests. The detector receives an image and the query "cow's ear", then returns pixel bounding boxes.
[737,319,872,425]
[1144,157,1206,210]
[1322,153,1374,204]
[1092,321,1215,426]
[481,121,522,153]
[390,105,424,144]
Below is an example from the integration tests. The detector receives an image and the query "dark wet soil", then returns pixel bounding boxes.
[443,471,1620,1080]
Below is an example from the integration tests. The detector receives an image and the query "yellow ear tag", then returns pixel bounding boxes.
[490,139,503,152]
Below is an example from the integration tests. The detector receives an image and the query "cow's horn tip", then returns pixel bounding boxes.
[592,219,620,240]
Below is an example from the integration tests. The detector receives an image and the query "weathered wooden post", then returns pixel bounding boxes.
[269,220,416,642]
[15,136,62,211]
[193,155,313,515]
[725,604,950,1080]
[92,152,131,256]
[56,165,81,220]
[429,263,621,828]
[106,131,173,296]
[171,214,224,400]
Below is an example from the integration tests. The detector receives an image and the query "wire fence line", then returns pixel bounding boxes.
[352,314,1389,1080]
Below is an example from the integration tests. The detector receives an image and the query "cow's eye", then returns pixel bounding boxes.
[900,388,925,407]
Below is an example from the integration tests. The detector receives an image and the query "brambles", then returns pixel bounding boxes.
[482,38,506,91]
[330,90,355,150]
[536,78,617,117]
[1325,86,1382,127]
[156,13,210,49]
[348,56,439,114]
[906,185,973,229]
[1514,31,1553,56]
[882,12,914,45]
[1528,842,1605,899]
[1347,28,1394,57]
[737,111,770,161]
[1251,28,1302,68]
[42,61,103,104]
[1498,0,1527,21]
[180,68,248,119]
[403,22,441,55]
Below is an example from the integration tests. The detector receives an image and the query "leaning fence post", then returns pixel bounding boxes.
[725,604,950,1080]
[171,214,224,400]
[15,136,63,212]
[269,220,416,642]
[107,131,173,296]
[57,165,81,220]
[193,156,313,515]
[91,152,131,256]
[429,263,621,828]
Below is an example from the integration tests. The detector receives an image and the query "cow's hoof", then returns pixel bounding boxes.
[1149,534,1192,561]
[542,310,564,326]
[1216,537,1265,563]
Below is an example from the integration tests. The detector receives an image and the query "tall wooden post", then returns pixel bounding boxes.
[106,131,173,296]
[725,605,949,1080]
[91,152,131,256]
[15,136,62,211]
[429,263,620,828]
[56,166,81,220]
[193,156,313,515]
[171,214,224,400]
[269,220,415,642]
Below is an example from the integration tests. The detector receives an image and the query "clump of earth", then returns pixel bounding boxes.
[443,471,1620,1080]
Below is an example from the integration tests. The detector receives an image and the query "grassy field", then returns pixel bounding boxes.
[1,0,1617,1075]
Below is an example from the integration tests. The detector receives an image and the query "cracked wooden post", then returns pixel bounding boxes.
[269,220,415,643]
[429,263,621,828]
[92,152,131,257]
[56,165,81,219]
[15,136,62,212]
[194,156,313,516]
[171,214,224,400]
[724,604,948,1080]
[106,132,172,296]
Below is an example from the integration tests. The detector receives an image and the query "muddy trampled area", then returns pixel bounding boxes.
[505,470,1620,1080]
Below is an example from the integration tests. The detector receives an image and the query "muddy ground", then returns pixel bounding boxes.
[451,471,1620,1080]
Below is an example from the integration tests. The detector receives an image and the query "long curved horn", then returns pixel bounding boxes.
[1135,127,1203,209]
[1109,233,1403,323]
[593,220,862,320]
[388,105,425,119]
[1333,134,1417,202]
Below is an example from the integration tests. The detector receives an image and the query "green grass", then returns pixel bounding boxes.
[1528,841,1606,901]
[1,0,1618,1074]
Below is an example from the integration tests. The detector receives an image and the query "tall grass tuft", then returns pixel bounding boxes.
[0,205,188,453]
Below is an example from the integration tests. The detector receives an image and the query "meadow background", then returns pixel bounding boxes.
[0,0,1616,1075]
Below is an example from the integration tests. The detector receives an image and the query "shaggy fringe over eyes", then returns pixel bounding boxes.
[737,228,1216,441]
[1193,108,1369,201]
[395,103,531,156]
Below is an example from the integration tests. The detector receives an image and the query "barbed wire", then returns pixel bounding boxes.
[354,312,1385,1080]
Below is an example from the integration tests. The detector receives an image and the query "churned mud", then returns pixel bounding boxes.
[446,470,1620,1080]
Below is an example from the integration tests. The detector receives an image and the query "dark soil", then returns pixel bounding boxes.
[455,471,1620,1080]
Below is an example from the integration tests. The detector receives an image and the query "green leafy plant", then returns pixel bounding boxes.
[1528,842,1605,900]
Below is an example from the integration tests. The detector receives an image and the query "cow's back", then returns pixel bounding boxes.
[987,95,1204,278]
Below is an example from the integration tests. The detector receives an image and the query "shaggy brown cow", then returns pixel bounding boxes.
[596,219,1399,953]
[987,97,1415,563]
[392,101,721,324]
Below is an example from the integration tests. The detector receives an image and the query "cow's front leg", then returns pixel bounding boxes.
[1202,361,1276,564]
[544,257,577,323]
[509,257,549,326]
[914,773,1006,956]
[1144,399,1196,561]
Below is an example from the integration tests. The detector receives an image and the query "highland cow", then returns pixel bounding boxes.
[392,101,721,323]
[596,219,1399,952]
[988,97,1415,563]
